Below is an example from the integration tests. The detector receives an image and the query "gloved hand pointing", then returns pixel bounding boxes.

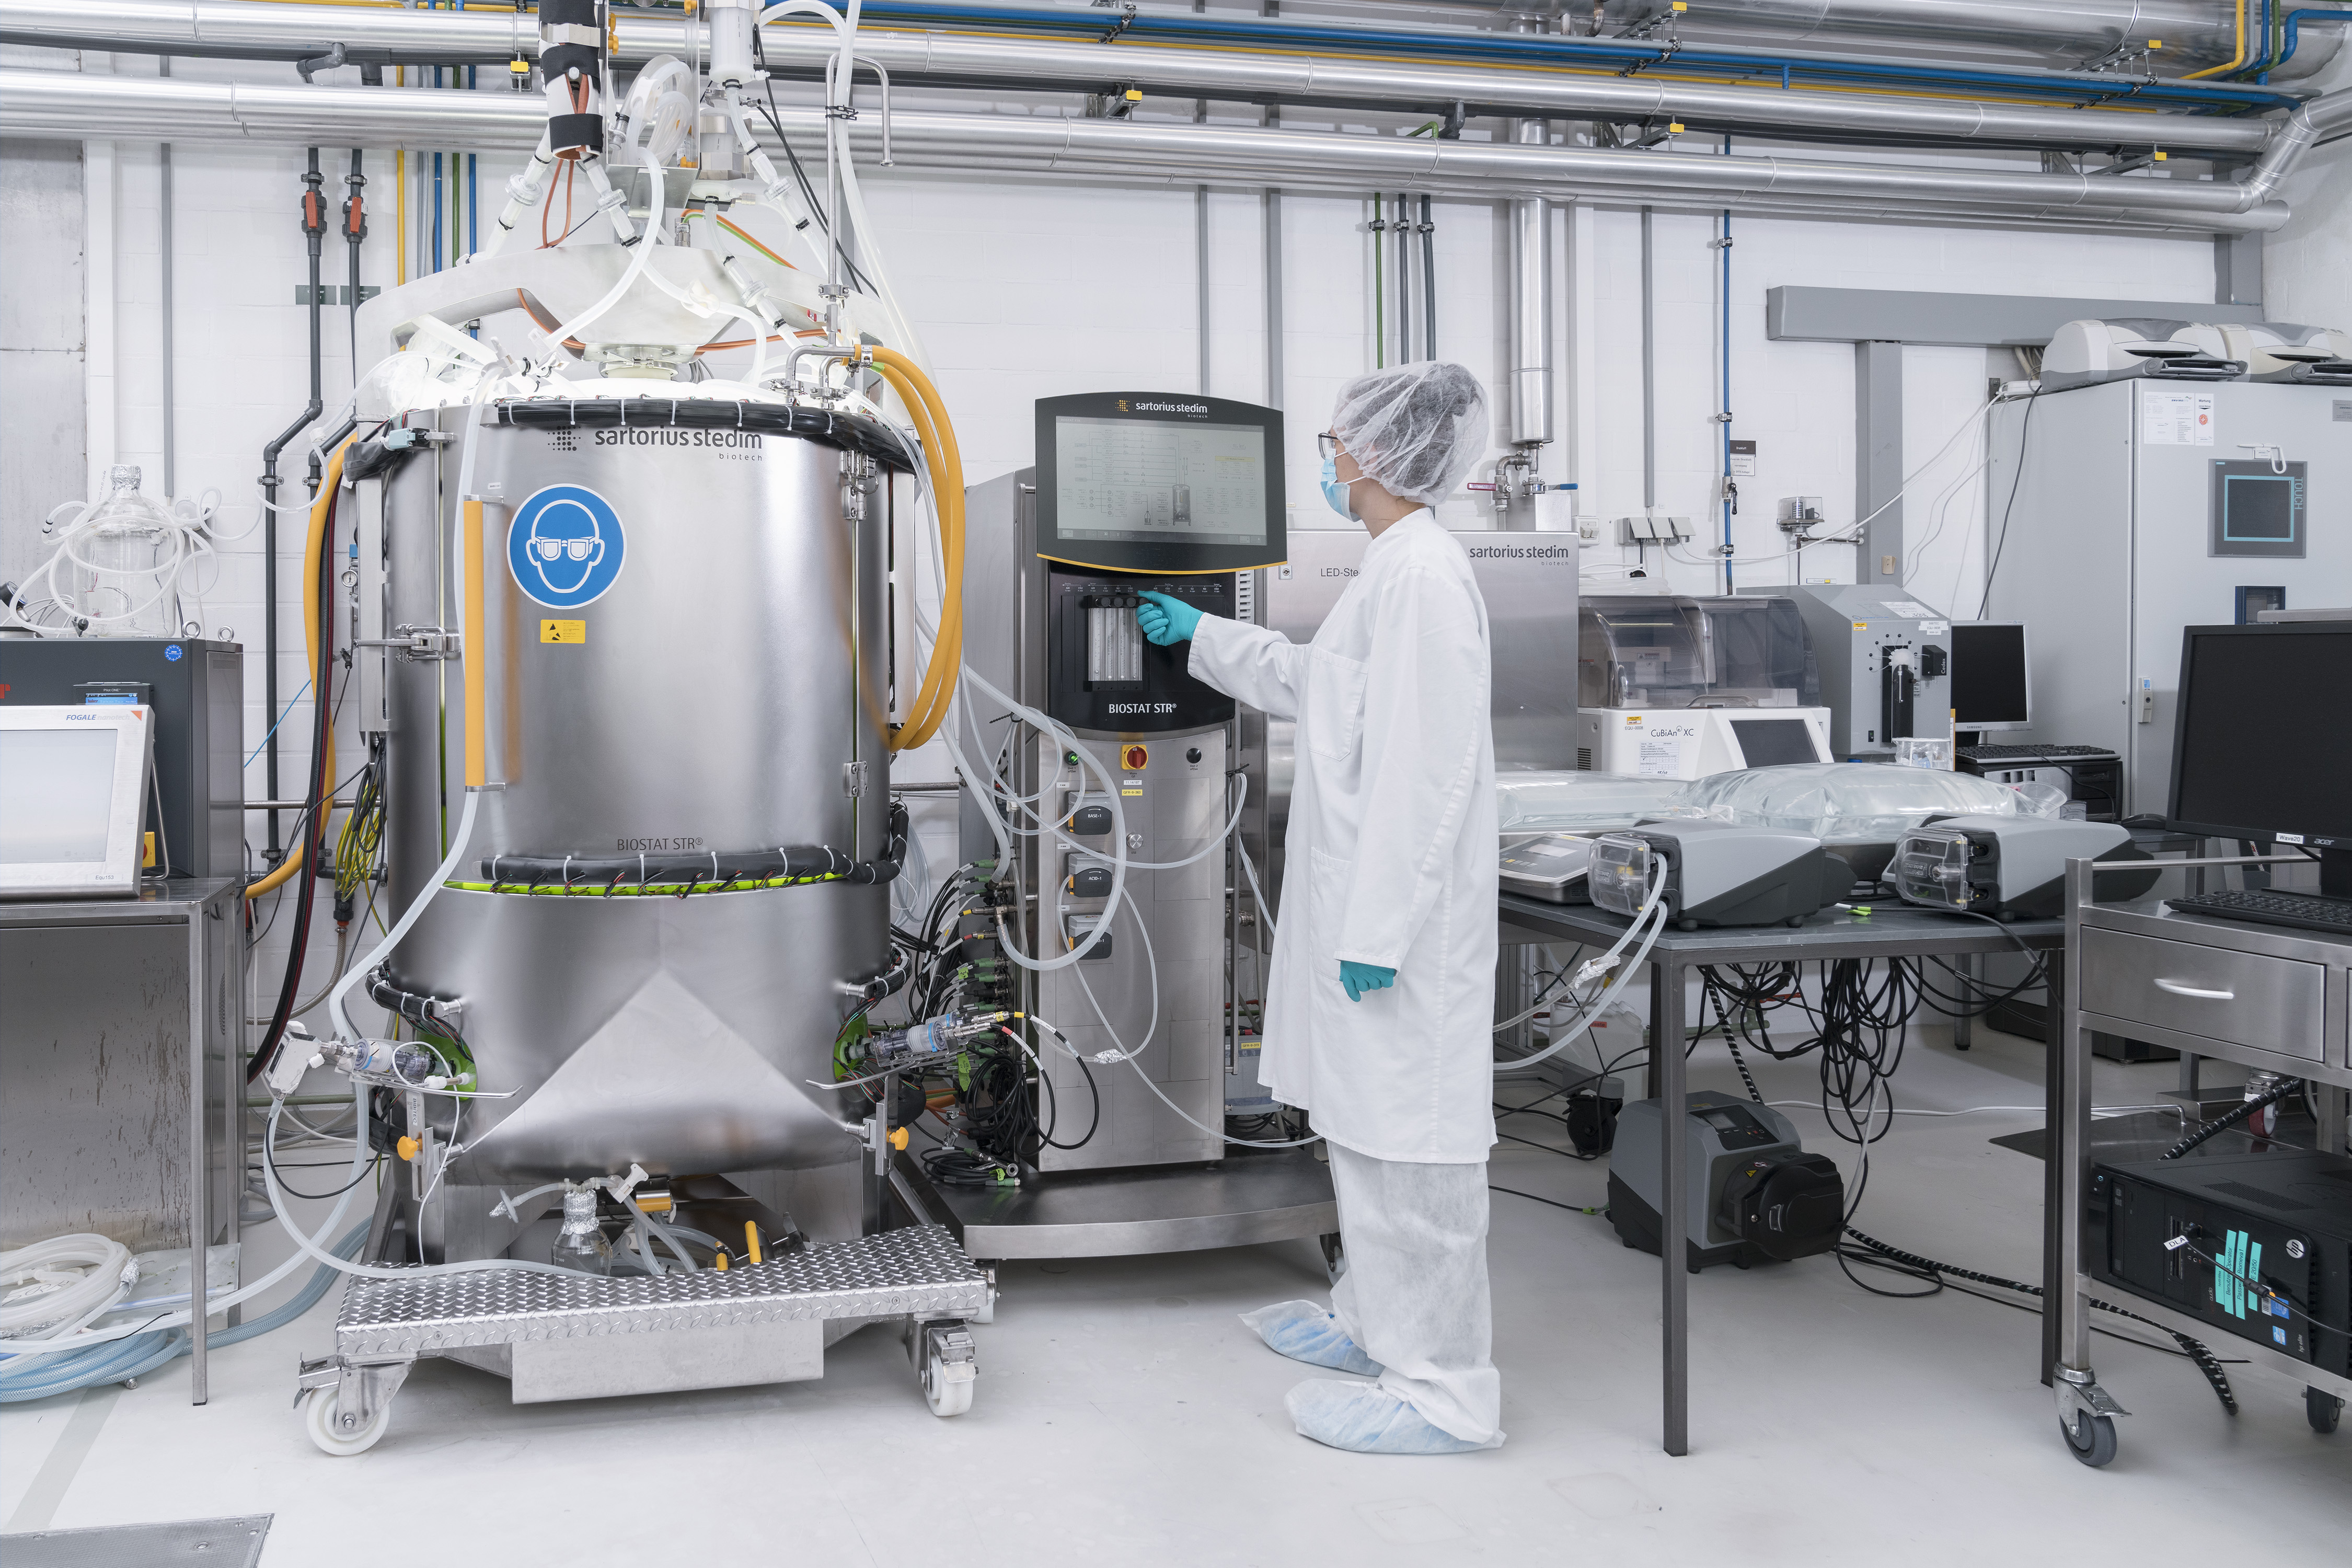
[1136,591,1202,647]
[1339,961,1396,1002]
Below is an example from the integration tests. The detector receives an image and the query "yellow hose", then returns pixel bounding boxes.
[870,348,965,754]
[463,499,488,789]
[246,437,355,900]
[2184,0,2249,77]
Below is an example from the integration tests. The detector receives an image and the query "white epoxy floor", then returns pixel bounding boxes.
[6,1022,2346,1565]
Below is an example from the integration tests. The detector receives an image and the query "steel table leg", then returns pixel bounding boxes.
[187,902,209,1405]
[1655,954,1688,1456]
[2039,945,2066,1386]
[1954,953,1973,1050]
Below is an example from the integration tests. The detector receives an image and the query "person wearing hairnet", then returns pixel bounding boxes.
[1135,362,1501,1456]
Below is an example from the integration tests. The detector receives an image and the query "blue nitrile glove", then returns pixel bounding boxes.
[1136,590,1202,647]
[1339,961,1396,1002]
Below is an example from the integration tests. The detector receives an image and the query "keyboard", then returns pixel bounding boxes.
[1955,744,2118,763]
[2166,889,2352,937]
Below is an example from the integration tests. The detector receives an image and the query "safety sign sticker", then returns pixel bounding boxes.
[509,485,626,609]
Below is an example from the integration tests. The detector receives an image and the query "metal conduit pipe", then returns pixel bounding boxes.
[1431,0,2343,82]
[0,0,2286,157]
[1,71,2331,234]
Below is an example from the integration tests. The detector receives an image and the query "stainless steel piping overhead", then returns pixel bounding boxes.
[1432,0,2342,82]
[2,70,2331,235]
[0,0,2286,157]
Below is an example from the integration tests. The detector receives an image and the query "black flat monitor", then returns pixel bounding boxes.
[1951,622,2030,731]
[1034,393,1286,575]
[2169,622,2352,896]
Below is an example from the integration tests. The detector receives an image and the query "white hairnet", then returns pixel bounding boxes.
[1330,361,1490,508]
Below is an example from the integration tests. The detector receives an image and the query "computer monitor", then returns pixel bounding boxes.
[1034,393,1287,575]
[1950,622,2031,731]
[0,704,153,898]
[2169,622,2352,896]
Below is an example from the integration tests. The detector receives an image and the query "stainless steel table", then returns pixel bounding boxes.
[0,878,245,1402]
[1499,894,2068,1456]
[2055,858,2352,1465]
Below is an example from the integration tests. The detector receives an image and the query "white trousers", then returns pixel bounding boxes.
[1324,1142,1503,1445]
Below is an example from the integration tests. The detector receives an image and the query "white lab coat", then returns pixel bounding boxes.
[1189,511,1499,1163]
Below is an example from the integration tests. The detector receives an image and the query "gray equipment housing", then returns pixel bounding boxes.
[1608,1091,1843,1271]
[1497,833,1593,904]
[1893,813,2155,920]
[1985,380,2351,812]
[1791,584,1953,759]
[1599,820,1850,929]
[960,470,1234,1174]
[0,636,243,878]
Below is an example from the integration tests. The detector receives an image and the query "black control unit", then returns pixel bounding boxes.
[1044,564,1235,735]
[2090,1150,2351,1378]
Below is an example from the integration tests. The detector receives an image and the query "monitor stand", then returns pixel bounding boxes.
[2322,847,2352,901]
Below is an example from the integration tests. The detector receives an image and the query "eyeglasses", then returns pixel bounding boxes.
[1318,432,1340,461]
[533,538,597,562]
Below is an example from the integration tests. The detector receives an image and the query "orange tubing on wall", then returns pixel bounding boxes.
[869,348,964,754]
[246,436,355,900]
[463,499,488,789]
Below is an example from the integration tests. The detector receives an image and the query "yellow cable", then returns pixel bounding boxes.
[869,350,964,753]
[245,437,355,900]
[2185,0,2250,77]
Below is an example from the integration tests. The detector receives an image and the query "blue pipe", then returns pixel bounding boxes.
[844,1,2300,113]
[1719,147,1733,595]
[2276,6,2352,68]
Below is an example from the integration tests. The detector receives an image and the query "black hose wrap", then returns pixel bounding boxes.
[478,803,910,893]
[2162,1077,2304,1161]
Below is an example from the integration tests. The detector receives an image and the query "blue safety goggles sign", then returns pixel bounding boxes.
[508,485,626,609]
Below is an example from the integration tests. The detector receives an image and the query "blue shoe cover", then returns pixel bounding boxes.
[1239,1300,1383,1376]
[1284,1379,1491,1455]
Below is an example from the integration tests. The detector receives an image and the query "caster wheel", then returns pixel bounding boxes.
[923,1352,974,1418]
[2061,1411,2117,1468]
[2308,1387,2344,1435]
[304,1387,391,1456]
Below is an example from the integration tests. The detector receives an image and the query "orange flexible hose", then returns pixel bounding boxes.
[245,435,354,899]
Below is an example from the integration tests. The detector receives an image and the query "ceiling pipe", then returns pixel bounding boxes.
[1414,0,2342,82]
[0,0,2288,157]
[0,68,2319,235]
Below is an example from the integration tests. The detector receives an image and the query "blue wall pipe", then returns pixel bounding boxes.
[2274,7,2352,69]
[844,1,2301,113]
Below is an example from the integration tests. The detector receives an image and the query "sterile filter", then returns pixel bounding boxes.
[376,398,900,1189]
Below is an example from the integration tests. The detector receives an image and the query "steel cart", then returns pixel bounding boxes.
[2056,855,2352,1466]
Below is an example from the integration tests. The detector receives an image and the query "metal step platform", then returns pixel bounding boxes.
[295,1224,989,1452]
[895,1147,1339,1261]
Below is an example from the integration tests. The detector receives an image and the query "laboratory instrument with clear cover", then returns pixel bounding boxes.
[1574,595,1832,779]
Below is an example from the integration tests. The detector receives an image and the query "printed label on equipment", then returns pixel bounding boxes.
[2143,390,2215,447]
[540,619,586,643]
[1881,601,1935,619]
[1636,727,1693,778]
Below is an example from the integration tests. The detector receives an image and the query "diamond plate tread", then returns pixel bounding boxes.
[335,1224,987,1359]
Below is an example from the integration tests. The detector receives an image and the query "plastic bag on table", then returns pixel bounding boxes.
[1495,771,1697,836]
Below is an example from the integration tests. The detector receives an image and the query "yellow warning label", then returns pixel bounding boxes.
[541,619,586,644]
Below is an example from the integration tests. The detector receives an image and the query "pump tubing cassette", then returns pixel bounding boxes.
[1892,814,2158,921]
[1588,821,1851,930]
[1609,1091,1846,1272]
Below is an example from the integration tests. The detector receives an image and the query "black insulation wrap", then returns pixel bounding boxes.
[492,398,916,474]
[367,966,460,1034]
[481,803,909,891]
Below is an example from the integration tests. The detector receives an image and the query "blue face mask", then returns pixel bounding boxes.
[1320,456,1357,521]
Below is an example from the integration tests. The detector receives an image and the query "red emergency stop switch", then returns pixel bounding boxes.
[1123,744,1149,771]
